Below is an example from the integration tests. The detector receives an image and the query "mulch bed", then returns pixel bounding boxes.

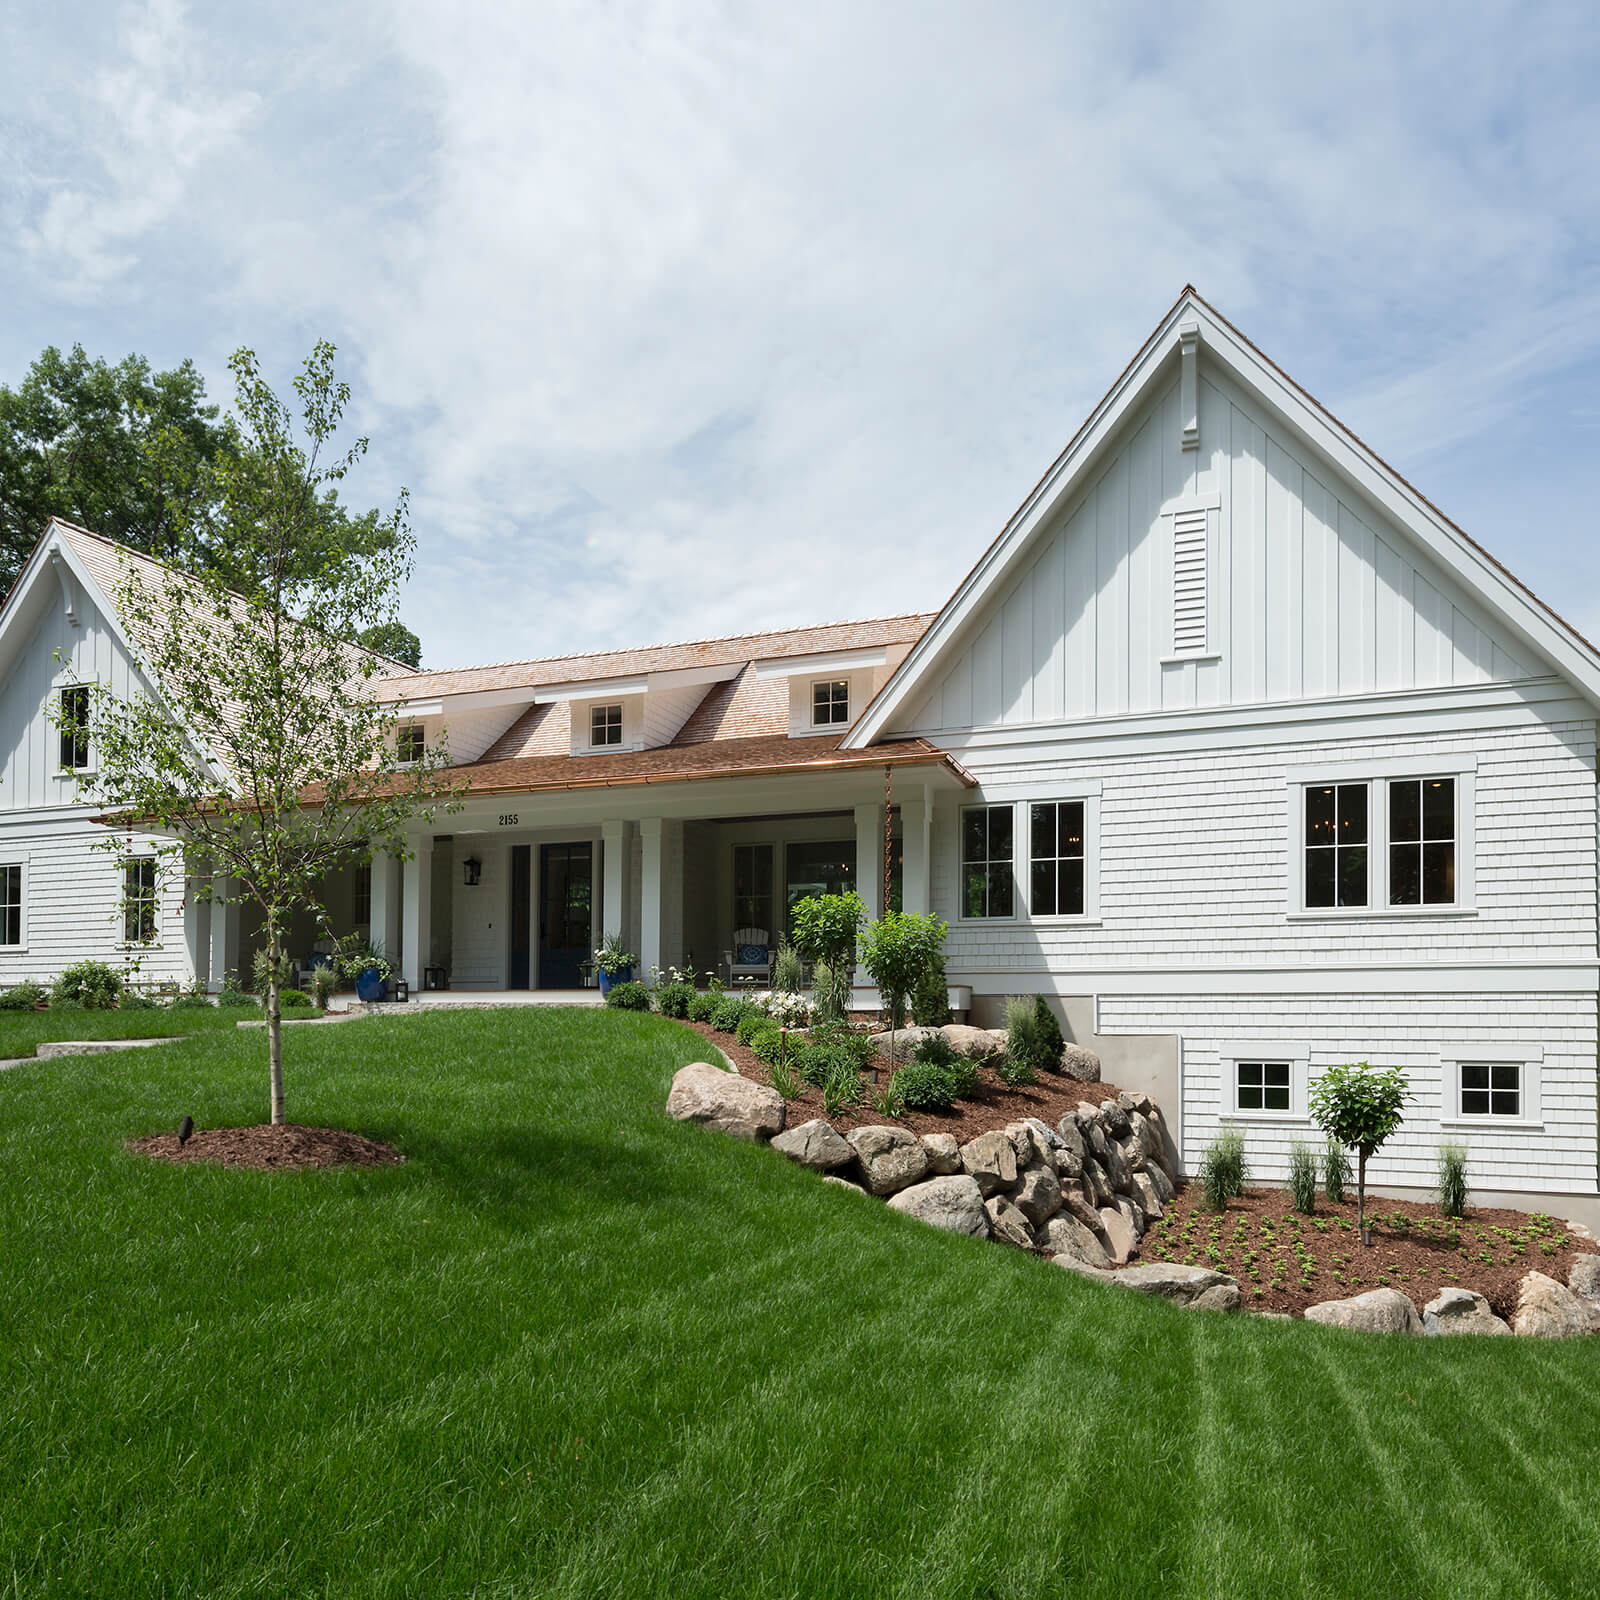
[1145,1185,1599,1320]
[128,1123,405,1173]
[680,1019,1123,1138]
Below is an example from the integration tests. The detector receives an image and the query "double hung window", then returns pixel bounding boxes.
[1297,773,1461,912]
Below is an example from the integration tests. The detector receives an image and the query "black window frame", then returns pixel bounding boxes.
[961,804,1015,919]
[1460,1062,1520,1118]
[1303,783,1369,908]
[0,863,20,947]
[122,857,158,947]
[58,684,91,772]
[732,842,775,935]
[1028,800,1086,917]
[1236,1060,1291,1113]
[1388,777,1456,907]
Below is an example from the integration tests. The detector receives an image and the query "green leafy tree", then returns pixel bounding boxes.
[789,891,866,1022]
[1308,1062,1410,1240]
[63,342,459,1126]
[858,910,948,1072]
[357,620,422,669]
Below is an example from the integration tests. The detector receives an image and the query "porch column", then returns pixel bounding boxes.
[901,786,932,915]
[639,818,663,978]
[208,873,240,992]
[854,801,882,985]
[601,820,632,947]
[185,868,213,989]
[401,834,433,991]
[370,850,401,963]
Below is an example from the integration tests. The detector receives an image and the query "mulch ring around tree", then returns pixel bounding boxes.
[682,1019,1124,1139]
[128,1123,405,1172]
[1148,1185,1600,1321]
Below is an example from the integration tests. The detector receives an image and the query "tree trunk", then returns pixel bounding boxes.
[267,932,285,1127]
[1357,1148,1368,1242]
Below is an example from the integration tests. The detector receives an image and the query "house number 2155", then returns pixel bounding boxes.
[498,814,519,826]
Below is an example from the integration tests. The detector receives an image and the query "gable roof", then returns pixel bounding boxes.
[846,287,1600,746]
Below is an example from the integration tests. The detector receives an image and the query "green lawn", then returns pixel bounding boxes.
[2,1009,1596,1598]
[0,1002,247,1058]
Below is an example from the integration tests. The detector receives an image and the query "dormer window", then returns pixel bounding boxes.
[811,679,850,726]
[58,685,91,771]
[591,704,623,747]
[396,723,424,765]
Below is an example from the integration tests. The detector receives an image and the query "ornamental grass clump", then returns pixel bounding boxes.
[1287,1141,1318,1214]
[1200,1126,1247,1212]
[1323,1138,1350,1203]
[770,942,804,995]
[1437,1142,1470,1219]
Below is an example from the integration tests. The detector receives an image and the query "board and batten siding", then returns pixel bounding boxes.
[898,370,1536,735]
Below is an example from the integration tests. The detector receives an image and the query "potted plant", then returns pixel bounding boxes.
[337,938,394,1003]
[593,933,637,997]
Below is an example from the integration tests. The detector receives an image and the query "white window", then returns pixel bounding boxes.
[0,864,21,947]
[1289,763,1472,916]
[58,684,91,771]
[961,804,1014,918]
[1236,1061,1291,1112]
[396,723,424,764]
[352,861,372,926]
[123,858,158,946]
[1224,1044,1308,1117]
[1029,800,1085,916]
[811,679,850,726]
[1460,1062,1520,1118]
[591,704,623,747]
[1440,1044,1541,1127]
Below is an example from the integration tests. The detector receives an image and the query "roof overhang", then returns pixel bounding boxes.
[387,659,743,715]
[751,646,888,680]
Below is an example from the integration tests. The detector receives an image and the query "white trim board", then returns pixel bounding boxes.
[952,962,1599,996]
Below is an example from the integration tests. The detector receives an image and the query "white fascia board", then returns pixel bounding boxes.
[535,676,649,704]
[847,290,1600,746]
[394,661,743,715]
[751,648,888,680]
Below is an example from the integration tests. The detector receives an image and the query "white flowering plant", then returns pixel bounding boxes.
[757,990,811,1029]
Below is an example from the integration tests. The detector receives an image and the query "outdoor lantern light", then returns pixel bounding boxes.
[463,856,482,887]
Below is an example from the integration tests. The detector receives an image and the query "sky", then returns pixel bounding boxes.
[2,0,1598,671]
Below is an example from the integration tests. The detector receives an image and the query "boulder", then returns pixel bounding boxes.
[1512,1271,1597,1338]
[821,1173,868,1192]
[1304,1288,1423,1335]
[1015,1164,1064,1227]
[1065,1260,1236,1305]
[1144,1104,1182,1181]
[666,1062,785,1141]
[846,1126,930,1196]
[1061,1187,1111,1244]
[1568,1255,1600,1302]
[959,1130,1018,1197]
[1038,1211,1111,1267]
[1004,1121,1046,1167]
[1125,1111,1161,1173]
[1117,1090,1153,1115]
[1083,1157,1116,1209]
[1098,1101,1131,1139]
[1051,1255,1116,1285]
[984,1195,1036,1249]
[940,1023,1003,1059]
[867,1025,942,1063]
[1131,1171,1164,1223]
[888,1175,989,1237]
[1077,1101,1102,1134]
[1112,1192,1146,1240]
[1190,1283,1241,1313]
[771,1118,854,1170]
[1143,1159,1175,1206]
[1101,1138,1134,1196]
[1422,1286,1511,1336]
[1060,1044,1101,1082]
[1097,1204,1138,1264]
[921,1132,962,1175]
[1052,1119,1086,1178]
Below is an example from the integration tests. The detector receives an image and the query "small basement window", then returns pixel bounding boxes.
[811,679,850,726]
[591,704,623,747]
[1460,1062,1520,1118]
[1236,1060,1291,1112]
[58,685,90,771]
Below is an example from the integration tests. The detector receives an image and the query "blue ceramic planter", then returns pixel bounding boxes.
[597,966,632,996]
[355,968,387,1003]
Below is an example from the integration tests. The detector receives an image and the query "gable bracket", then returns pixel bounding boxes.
[49,548,80,628]
[1179,321,1200,451]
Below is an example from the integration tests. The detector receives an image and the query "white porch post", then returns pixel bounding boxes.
[601,820,632,947]
[370,850,401,963]
[640,818,663,978]
[208,874,240,991]
[185,869,213,989]
[854,801,882,984]
[401,834,433,991]
[901,787,932,915]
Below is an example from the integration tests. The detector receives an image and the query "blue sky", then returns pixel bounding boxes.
[3,1,1598,670]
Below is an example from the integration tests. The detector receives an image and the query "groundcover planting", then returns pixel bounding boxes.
[2,1009,1597,1599]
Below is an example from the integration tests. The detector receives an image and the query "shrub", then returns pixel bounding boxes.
[872,1076,906,1118]
[760,990,810,1029]
[310,967,336,1010]
[770,941,804,995]
[1001,995,1064,1077]
[1030,997,1065,1070]
[121,991,163,1011]
[992,1050,1037,1088]
[894,1057,960,1112]
[794,1034,869,1091]
[687,992,719,1024]
[736,1012,772,1048]
[280,988,314,1011]
[216,975,259,1009]
[169,989,214,1010]
[747,1023,785,1065]
[1309,1062,1410,1237]
[252,945,294,997]
[769,1055,803,1099]
[909,950,950,1027]
[808,1021,873,1071]
[1437,1142,1470,1218]
[1199,1126,1247,1212]
[1287,1141,1318,1214]
[858,911,947,1032]
[604,980,652,1011]
[0,981,46,1011]
[711,996,759,1033]
[52,960,123,1010]
[821,1056,863,1117]
[1323,1139,1351,1203]
[655,981,696,1019]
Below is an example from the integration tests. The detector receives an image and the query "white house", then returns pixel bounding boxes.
[3,287,1597,1219]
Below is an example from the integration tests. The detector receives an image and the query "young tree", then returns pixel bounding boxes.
[858,911,947,1066]
[65,341,458,1127]
[789,891,866,1023]
[1308,1062,1410,1241]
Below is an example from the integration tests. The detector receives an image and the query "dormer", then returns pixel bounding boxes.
[754,643,916,738]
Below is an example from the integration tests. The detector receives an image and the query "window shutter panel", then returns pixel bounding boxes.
[1172,508,1208,655]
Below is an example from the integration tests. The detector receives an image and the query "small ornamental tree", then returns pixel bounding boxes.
[858,910,947,1063]
[62,342,459,1127]
[789,891,866,1023]
[1308,1061,1410,1241]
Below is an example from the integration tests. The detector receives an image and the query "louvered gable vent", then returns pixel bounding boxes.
[1171,507,1208,655]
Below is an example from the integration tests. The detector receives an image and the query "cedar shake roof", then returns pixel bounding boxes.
[672,664,789,744]
[382,613,935,699]
[440,731,973,796]
[479,700,572,762]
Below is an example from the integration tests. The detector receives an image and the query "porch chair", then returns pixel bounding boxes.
[725,928,772,987]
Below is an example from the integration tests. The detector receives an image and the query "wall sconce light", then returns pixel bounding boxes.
[463,856,482,887]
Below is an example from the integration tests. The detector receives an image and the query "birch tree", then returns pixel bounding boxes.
[64,342,457,1126]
